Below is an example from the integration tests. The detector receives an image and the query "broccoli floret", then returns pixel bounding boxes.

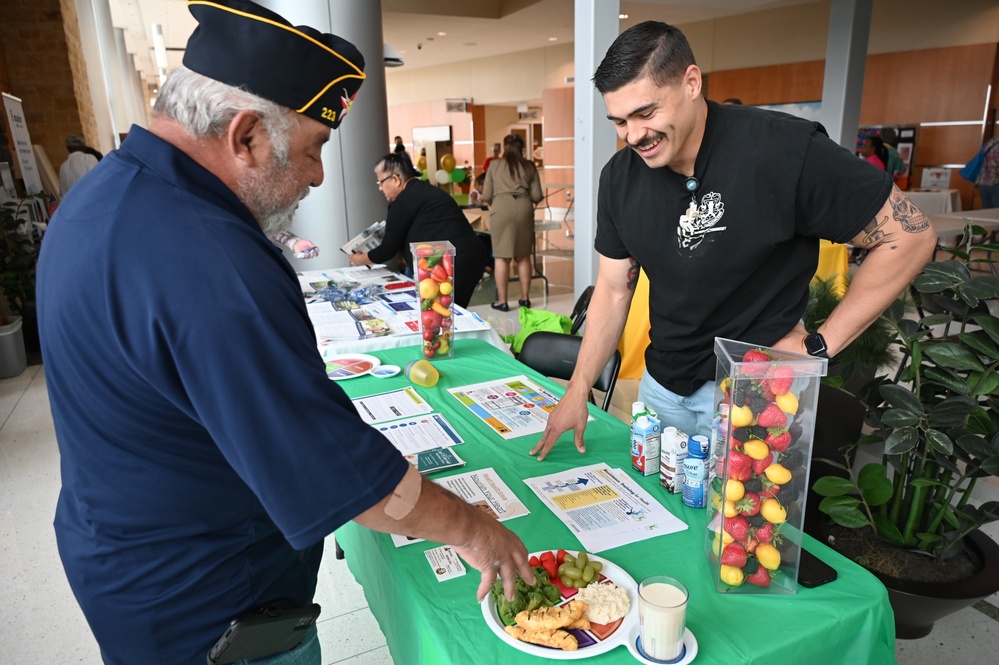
[542,582,561,603]
[525,590,548,612]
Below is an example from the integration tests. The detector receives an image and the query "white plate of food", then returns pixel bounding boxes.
[322,353,381,380]
[481,550,638,659]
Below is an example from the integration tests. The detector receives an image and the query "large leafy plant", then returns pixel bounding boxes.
[815,223,999,560]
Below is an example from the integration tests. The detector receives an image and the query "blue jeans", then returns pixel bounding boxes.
[637,368,716,439]
[236,624,321,665]
[979,184,999,209]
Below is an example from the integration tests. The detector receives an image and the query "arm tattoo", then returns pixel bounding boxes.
[860,215,893,248]
[627,258,640,291]
[888,187,930,233]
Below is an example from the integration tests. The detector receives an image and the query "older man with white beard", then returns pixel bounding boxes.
[36,2,532,664]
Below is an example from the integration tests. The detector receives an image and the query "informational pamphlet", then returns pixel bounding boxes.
[339,220,386,256]
[405,446,466,475]
[351,386,434,424]
[373,414,465,454]
[522,463,687,553]
[447,375,561,440]
[425,545,466,582]
[390,467,529,547]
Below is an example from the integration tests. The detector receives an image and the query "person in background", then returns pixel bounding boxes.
[482,141,501,175]
[721,97,742,105]
[469,172,487,207]
[58,134,98,197]
[531,20,936,461]
[482,134,543,311]
[860,135,888,171]
[350,151,488,308]
[37,2,532,663]
[879,128,906,177]
[393,134,407,155]
[974,135,999,208]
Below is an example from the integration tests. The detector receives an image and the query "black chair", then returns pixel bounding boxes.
[569,286,594,335]
[803,384,867,539]
[518,331,621,411]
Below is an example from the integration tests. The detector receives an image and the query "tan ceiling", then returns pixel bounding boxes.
[108,0,817,89]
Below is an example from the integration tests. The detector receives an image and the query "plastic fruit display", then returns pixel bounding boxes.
[412,241,456,360]
[705,338,828,595]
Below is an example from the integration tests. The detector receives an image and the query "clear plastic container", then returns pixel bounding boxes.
[411,240,456,360]
[705,337,827,594]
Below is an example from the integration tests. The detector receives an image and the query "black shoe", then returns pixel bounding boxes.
[491,302,509,312]
[518,299,531,308]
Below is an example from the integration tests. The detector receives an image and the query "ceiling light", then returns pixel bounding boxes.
[437,32,447,36]
[548,37,557,42]
[619,14,629,19]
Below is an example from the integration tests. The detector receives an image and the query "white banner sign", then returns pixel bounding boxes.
[2,93,43,194]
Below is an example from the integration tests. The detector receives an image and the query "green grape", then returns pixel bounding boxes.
[562,554,576,565]
[573,578,586,588]
[575,551,589,569]
[581,565,595,583]
[560,575,573,587]
[563,566,582,579]
[590,561,603,574]
[557,563,570,576]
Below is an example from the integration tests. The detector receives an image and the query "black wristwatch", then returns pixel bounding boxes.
[804,332,829,359]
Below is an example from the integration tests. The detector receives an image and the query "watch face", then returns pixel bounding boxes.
[805,333,827,357]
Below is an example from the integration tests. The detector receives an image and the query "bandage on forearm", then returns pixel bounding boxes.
[384,466,422,520]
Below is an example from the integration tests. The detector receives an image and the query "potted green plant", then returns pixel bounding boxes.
[0,196,46,374]
[813,222,999,638]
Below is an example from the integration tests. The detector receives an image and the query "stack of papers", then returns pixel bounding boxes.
[523,463,688,553]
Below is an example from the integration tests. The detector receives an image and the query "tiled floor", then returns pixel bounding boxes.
[2,283,998,663]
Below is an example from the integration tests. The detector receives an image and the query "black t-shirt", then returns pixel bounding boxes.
[369,178,481,266]
[595,101,892,396]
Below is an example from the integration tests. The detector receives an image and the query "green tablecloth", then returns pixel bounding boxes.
[334,339,896,665]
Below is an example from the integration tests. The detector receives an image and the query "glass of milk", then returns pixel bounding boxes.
[638,576,688,661]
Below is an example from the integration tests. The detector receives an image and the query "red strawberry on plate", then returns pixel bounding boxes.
[757,403,788,429]
[721,543,748,568]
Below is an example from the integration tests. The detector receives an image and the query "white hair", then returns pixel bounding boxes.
[153,66,297,162]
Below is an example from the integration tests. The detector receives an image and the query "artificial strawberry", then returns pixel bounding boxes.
[768,365,795,395]
[539,551,558,578]
[721,543,748,568]
[765,428,792,453]
[757,403,788,428]
[760,478,781,499]
[759,386,776,402]
[743,349,771,364]
[528,555,541,567]
[728,450,753,481]
[752,450,774,475]
[755,522,776,543]
[556,549,569,566]
[745,536,760,554]
[724,515,750,543]
[735,491,761,517]
[746,565,772,587]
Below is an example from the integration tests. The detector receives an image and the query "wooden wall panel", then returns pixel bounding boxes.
[707,61,825,105]
[860,44,996,125]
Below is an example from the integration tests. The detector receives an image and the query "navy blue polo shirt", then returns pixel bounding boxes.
[37,126,409,664]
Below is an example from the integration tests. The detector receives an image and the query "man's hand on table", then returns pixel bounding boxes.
[530,385,590,461]
[455,516,535,602]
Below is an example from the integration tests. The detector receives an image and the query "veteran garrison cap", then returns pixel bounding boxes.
[183,0,365,130]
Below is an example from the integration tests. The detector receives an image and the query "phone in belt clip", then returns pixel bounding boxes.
[206,604,321,665]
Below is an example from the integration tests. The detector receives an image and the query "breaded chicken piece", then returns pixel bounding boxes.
[514,599,588,631]
[504,625,579,651]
